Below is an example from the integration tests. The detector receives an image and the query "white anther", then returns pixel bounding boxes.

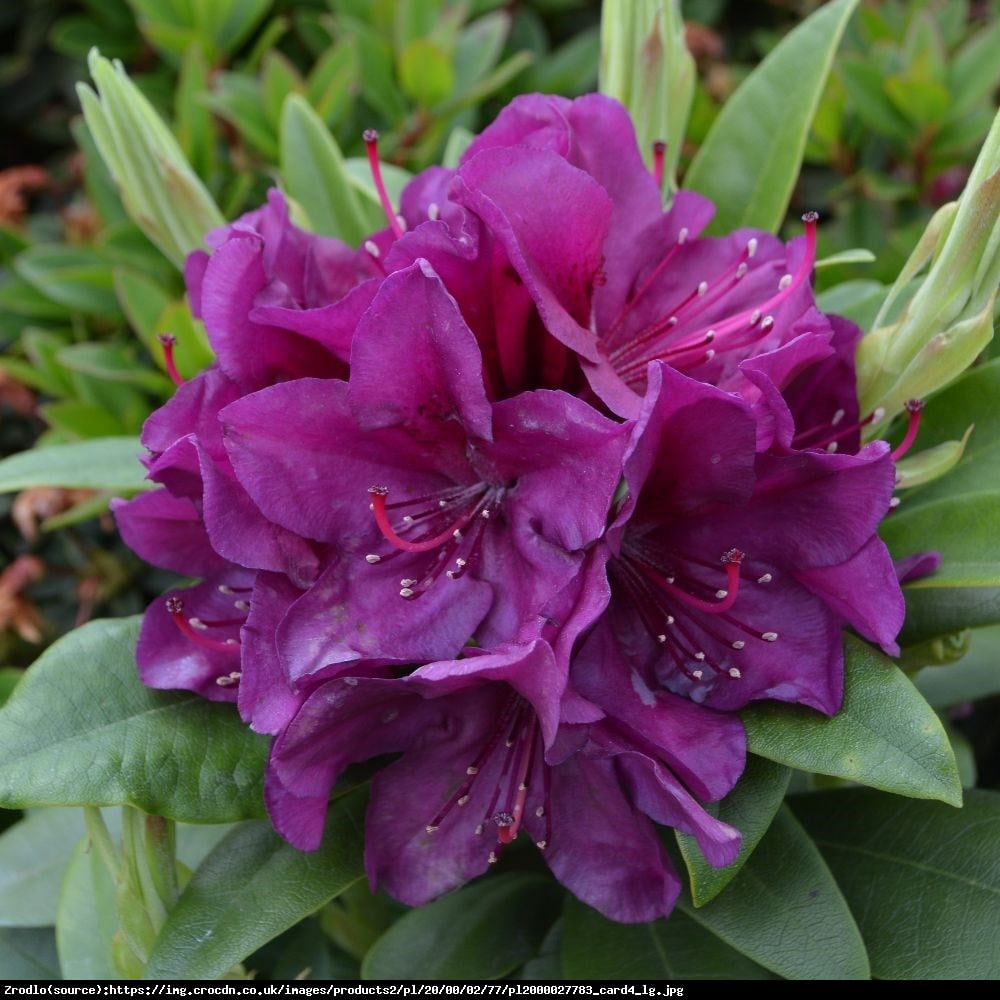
[750,309,762,325]
[757,573,772,584]
[481,509,491,519]
[832,409,845,426]
[446,571,457,579]
[692,670,704,680]
[694,651,706,661]
[364,240,380,258]
[518,782,527,791]
[715,589,728,599]
[657,634,667,644]
[665,615,675,625]
[666,576,675,585]
[667,316,678,327]
[761,315,774,330]
[872,407,886,423]
[189,617,207,630]
[697,280,709,296]
[218,585,233,594]
[488,852,499,865]
[400,578,416,587]
[428,202,440,221]
[705,330,716,343]
[402,515,414,524]
[505,738,515,748]
[762,631,779,642]
[225,639,239,646]
[889,497,901,508]
[779,273,793,290]
[704,349,716,361]
[365,554,381,564]
[455,558,467,568]
[729,667,742,679]
[439,499,448,507]
[732,640,746,650]
[426,825,438,834]
[453,529,463,540]
[536,840,547,851]
[747,238,758,258]
[678,227,689,244]
[467,766,479,775]
[458,795,470,806]
[475,825,484,836]
[234,600,250,611]
[827,442,839,453]
[536,806,545,818]
[395,215,407,232]
[399,587,414,598]
[736,263,748,279]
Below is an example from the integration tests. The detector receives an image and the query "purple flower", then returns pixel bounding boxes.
[594,362,903,715]
[220,261,629,683]
[264,606,744,923]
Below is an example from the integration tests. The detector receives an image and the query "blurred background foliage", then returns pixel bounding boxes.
[0,0,997,707]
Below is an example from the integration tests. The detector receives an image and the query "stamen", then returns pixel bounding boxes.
[890,399,925,462]
[363,130,404,239]
[165,597,240,653]
[157,334,183,387]
[368,486,476,554]
[640,549,745,615]
[651,140,666,188]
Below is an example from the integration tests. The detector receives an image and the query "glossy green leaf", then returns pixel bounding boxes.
[677,756,791,906]
[0,927,60,980]
[684,0,859,234]
[280,94,377,245]
[0,809,86,927]
[56,343,174,396]
[814,248,877,269]
[883,492,1000,645]
[744,636,960,806]
[677,806,868,980]
[0,437,149,494]
[815,280,887,329]
[57,837,121,980]
[144,789,368,979]
[898,360,1000,507]
[0,618,267,822]
[14,245,121,319]
[518,919,563,981]
[563,896,775,980]
[362,874,562,981]
[894,429,972,490]
[399,39,455,107]
[914,623,1000,709]
[793,789,1000,979]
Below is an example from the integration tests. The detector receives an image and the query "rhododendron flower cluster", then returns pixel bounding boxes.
[114,94,909,923]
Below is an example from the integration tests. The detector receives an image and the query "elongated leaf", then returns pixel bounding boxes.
[883,492,1000,644]
[744,636,960,806]
[677,756,790,906]
[0,927,60,980]
[57,838,121,980]
[0,437,149,494]
[915,624,1000,708]
[280,94,378,244]
[899,359,1000,507]
[561,898,776,980]
[684,0,859,234]
[793,789,1000,979]
[14,245,121,319]
[677,806,869,980]
[0,618,267,822]
[144,789,368,979]
[0,809,86,927]
[362,874,562,981]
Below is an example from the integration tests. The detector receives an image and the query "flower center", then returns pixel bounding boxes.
[605,213,819,386]
[366,483,504,597]
[613,540,778,685]
[424,695,549,862]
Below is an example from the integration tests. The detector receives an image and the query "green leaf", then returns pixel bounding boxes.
[561,898,776,979]
[838,56,914,140]
[0,668,21,707]
[883,492,1000,644]
[0,437,149,494]
[55,343,174,396]
[307,40,358,128]
[814,248,876,269]
[677,806,869,980]
[684,0,860,234]
[0,809,86,927]
[894,429,972,490]
[677,756,791,906]
[0,618,267,822]
[399,39,455,107]
[519,919,563,980]
[0,927,60,980]
[897,360,1000,507]
[362,874,562,981]
[914,624,1000,708]
[280,94,376,245]
[144,789,368,979]
[57,837,121,980]
[949,18,1000,117]
[793,789,1000,979]
[14,245,122,319]
[815,280,888,330]
[744,636,961,807]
